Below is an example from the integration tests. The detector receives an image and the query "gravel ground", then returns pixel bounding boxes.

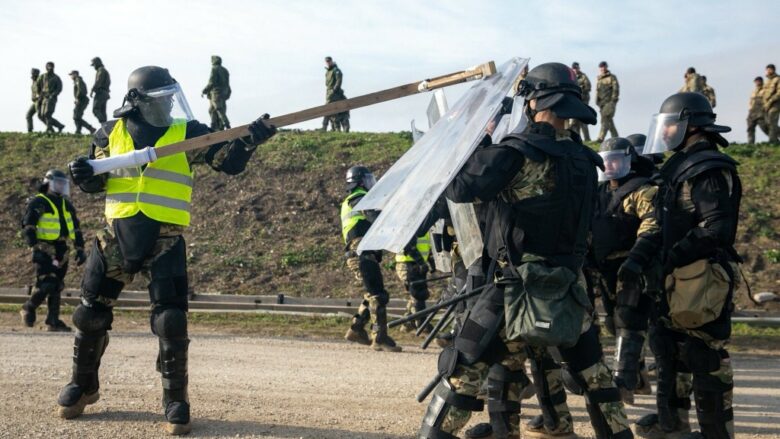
[1,328,779,438]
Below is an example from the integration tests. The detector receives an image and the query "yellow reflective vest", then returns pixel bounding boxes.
[35,193,75,241]
[340,189,367,243]
[104,118,192,226]
[395,233,432,263]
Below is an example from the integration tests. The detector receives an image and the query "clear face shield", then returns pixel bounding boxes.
[644,113,688,154]
[134,83,194,127]
[46,176,71,197]
[362,173,377,190]
[597,150,632,182]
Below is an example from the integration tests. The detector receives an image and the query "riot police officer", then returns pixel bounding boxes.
[340,165,401,352]
[635,93,741,439]
[417,62,632,439]
[58,65,276,435]
[20,170,86,331]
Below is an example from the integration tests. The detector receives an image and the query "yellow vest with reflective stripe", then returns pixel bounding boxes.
[35,193,75,241]
[105,119,192,226]
[340,189,367,243]
[395,232,432,263]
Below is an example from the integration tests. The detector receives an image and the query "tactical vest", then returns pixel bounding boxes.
[35,193,75,241]
[340,189,368,243]
[105,118,191,226]
[657,144,740,258]
[395,233,432,263]
[486,130,601,271]
[590,176,650,264]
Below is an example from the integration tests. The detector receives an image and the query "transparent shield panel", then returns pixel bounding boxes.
[136,83,194,127]
[447,199,483,268]
[427,89,449,128]
[597,150,632,181]
[429,218,453,273]
[411,119,424,143]
[644,113,688,155]
[357,57,529,254]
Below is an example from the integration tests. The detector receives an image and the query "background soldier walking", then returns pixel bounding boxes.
[201,55,231,131]
[701,75,716,108]
[26,68,42,133]
[323,56,350,132]
[679,67,704,93]
[597,61,620,142]
[763,63,780,143]
[569,61,592,141]
[90,57,110,123]
[69,70,95,135]
[748,76,769,144]
[39,61,65,134]
[20,170,86,332]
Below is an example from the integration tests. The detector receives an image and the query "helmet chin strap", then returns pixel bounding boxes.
[524,102,537,123]
[673,126,702,151]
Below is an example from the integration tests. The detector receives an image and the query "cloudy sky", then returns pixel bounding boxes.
[1,0,777,142]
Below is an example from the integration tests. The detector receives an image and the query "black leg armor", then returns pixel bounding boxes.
[486,364,527,438]
[529,347,568,430]
[418,380,484,439]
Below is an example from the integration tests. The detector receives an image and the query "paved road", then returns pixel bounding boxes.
[1,329,779,438]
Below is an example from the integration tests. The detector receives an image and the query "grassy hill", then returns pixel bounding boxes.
[0,131,778,311]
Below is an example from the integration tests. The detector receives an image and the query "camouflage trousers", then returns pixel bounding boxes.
[567,118,591,141]
[92,90,109,123]
[766,106,780,144]
[345,239,386,336]
[26,101,43,132]
[395,261,430,330]
[40,96,64,133]
[747,113,769,144]
[208,94,230,131]
[73,96,95,134]
[598,102,619,141]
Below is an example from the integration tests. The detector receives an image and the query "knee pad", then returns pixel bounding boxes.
[558,324,603,372]
[72,303,113,334]
[614,301,650,332]
[681,338,721,374]
[419,379,484,438]
[152,308,188,339]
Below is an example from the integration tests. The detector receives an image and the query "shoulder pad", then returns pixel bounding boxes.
[672,150,737,184]
[498,134,546,162]
[92,120,118,149]
[500,132,566,161]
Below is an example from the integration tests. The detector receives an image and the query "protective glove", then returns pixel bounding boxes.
[22,227,37,247]
[75,248,87,266]
[69,156,95,184]
[617,258,642,288]
[247,114,276,146]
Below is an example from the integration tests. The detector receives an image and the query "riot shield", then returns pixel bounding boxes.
[356,57,529,254]
[411,119,425,143]
[427,89,449,128]
[446,200,483,268]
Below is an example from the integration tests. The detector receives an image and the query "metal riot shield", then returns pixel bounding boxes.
[411,119,425,143]
[446,200,483,269]
[429,218,453,273]
[427,89,449,128]
[356,58,529,254]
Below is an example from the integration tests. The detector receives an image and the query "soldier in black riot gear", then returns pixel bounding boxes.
[589,138,659,404]
[417,62,631,439]
[57,65,276,435]
[634,92,741,439]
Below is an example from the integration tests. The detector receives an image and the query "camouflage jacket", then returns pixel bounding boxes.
[679,73,704,93]
[73,76,89,100]
[596,71,619,106]
[603,182,659,260]
[749,84,765,117]
[202,65,230,97]
[30,77,41,101]
[576,71,592,103]
[325,64,343,93]
[39,72,62,98]
[762,73,780,109]
[702,85,716,108]
[92,66,111,93]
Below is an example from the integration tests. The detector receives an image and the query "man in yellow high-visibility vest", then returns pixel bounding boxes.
[395,233,433,334]
[20,169,86,331]
[59,66,276,436]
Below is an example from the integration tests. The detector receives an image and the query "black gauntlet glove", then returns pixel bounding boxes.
[75,248,87,266]
[247,114,277,146]
[69,156,95,184]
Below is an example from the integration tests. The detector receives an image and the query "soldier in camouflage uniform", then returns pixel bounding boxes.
[26,68,43,133]
[69,71,96,135]
[418,63,631,439]
[395,233,435,334]
[747,76,769,145]
[323,56,350,132]
[39,61,65,134]
[20,170,87,331]
[636,92,741,439]
[90,57,111,124]
[701,76,716,108]
[596,61,620,142]
[202,55,231,131]
[341,166,401,352]
[762,64,780,144]
[568,62,592,141]
[59,65,276,435]
[678,67,704,94]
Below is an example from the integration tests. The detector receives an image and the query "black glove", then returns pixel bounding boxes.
[247,114,276,146]
[75,248,87,266]
[69,156,95,184]
[22,227,37,247]
[617,258,642,287]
